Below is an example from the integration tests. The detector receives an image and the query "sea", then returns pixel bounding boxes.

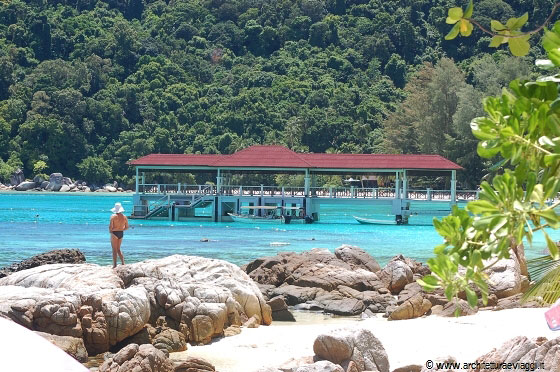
[1,192,558,268]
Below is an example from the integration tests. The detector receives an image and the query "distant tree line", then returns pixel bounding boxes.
[0,0,549,187]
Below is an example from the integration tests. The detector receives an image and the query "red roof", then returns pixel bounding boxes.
[129,145,462,170]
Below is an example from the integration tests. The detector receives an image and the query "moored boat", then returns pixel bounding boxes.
[228,206,314,224]
[353,215,398,225]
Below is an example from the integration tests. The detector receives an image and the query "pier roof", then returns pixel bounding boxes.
[130,145,462,171]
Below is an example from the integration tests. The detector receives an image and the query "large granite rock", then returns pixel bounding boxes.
[16,181,36,191]
[294,361,345,372]
[334,245,381,273]
[378,257,414,294]
[99,343,174,372]
[46,173,63,191]
[486,256,527,299]
[267,296,295,321]
[245,248,395,315]
[174,357,216,372]
[0,249,86,278]
[313,328,390,372]
[0,255,270,357]
[10,168,24,186]
[388,293,431,321]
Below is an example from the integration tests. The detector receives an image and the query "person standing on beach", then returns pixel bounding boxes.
[109,202,129,268]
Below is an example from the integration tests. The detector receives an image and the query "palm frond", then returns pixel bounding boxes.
[523,255,560,305]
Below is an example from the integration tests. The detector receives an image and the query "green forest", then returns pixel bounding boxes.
[0,0,554,187]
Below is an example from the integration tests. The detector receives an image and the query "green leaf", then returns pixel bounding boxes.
[464,0,473,18]
[467,200,498,214]
[506,13,529,30]
[445,285,454,301]
[544,231,559,259]
[544,154,560,166]
[491,20,507,31]
[465,287,478,308]
[537,209,560,228]
[445,23,461,40]
[489,35,505,48]
[508,36,531,56]
[417,275,440,291]
[446,16,459,24]
[448,7,463,22]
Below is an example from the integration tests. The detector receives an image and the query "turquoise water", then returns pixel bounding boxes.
[0,193,557,268]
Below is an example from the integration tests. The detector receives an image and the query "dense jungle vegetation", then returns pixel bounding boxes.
[0,0,554,187]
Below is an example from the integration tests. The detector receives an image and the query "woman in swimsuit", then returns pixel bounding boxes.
[109,202,129,268]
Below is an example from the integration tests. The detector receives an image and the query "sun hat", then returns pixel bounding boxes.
[111,202,125,214]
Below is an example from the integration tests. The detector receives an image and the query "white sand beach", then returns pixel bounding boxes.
[171,308,558,372]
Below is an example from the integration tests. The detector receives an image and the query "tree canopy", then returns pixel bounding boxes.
[0,0,550,185]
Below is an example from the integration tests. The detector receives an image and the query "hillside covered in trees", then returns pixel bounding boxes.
[0,0,553,187]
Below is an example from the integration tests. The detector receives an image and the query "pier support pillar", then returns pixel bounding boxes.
[402,170,408,200]
[451,170,457,205]
[395,172,400,199]
[216,169,222,194]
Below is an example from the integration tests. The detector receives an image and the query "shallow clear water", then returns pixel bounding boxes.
[0,193,557,267]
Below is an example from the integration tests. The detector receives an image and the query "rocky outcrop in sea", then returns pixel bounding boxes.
[1,171,132,192]
[0,249,86,278]
[0,255,271,361]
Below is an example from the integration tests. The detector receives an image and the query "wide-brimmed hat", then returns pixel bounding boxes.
[111,202,125,214]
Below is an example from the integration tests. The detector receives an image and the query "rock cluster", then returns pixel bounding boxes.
[245,247,426,317]
[0,255,271,361]
[100,344,217,372]
[0,249,86,278]
[313,328,390,372]
[255,327,390,372]
[245,246,532,320]
[4,172,132,192]
[466,335,560,372]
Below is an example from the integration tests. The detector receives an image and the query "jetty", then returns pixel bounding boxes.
[128,145,474,223]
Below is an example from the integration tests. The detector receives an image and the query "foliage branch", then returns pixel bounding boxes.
[420,2,560,310]
[445,1,560,56]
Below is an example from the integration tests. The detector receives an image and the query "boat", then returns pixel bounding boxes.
[228,206,314,224]
[353,216,398,225]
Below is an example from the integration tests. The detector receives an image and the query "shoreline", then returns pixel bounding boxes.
[170,308,557,372]
[0,190,134,196]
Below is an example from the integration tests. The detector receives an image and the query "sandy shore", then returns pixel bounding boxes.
[171,308,557,372]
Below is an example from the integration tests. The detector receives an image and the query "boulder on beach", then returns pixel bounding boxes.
[334,245,381,273]
[244,247,396,315]
[174,356,216,372]
[0,249,86,278]
[46,173,64,191]
[15,181,36,191]
[313,328,390,372]
[99,343,174,372]
[467,335,560,372]
[0,255,271,358]
[10,168,24,186]
[378,256,414,294]
[388,293,431,321]
[486,256,527,299]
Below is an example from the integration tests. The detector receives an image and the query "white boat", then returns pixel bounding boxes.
[353,216,398,225]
